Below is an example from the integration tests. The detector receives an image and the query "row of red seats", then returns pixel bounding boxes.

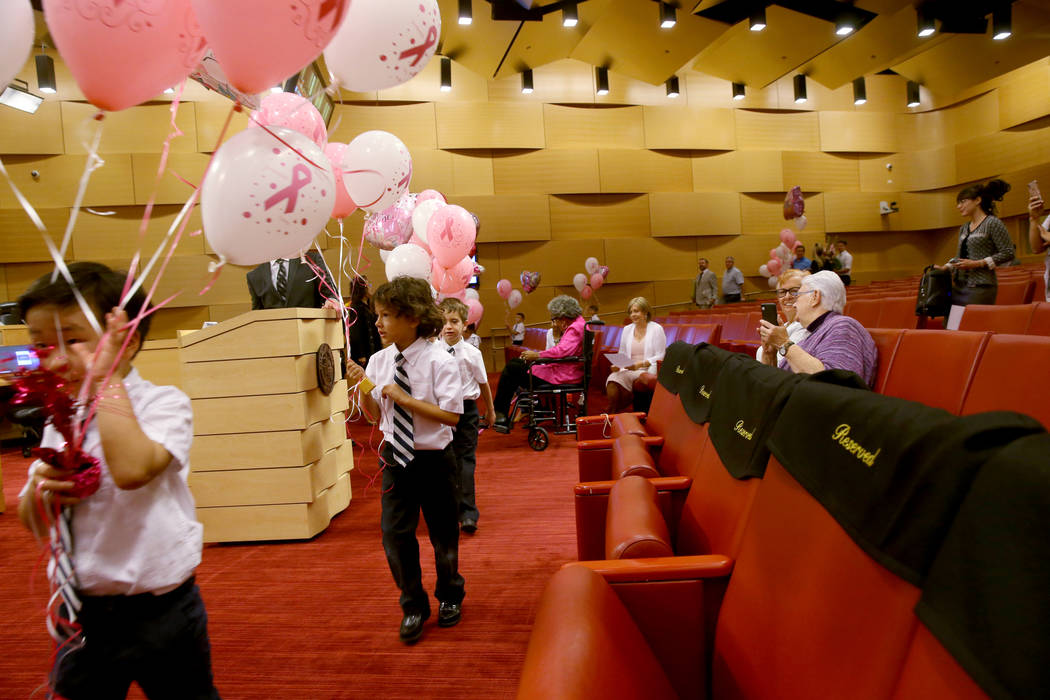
[519,338,1049,697]
[959,301,1050,335]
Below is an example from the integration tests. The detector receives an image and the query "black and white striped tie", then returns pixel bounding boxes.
[390,352,414,467]
[47,506,81,642]
[275,259,288,304]
[447,346,455,356]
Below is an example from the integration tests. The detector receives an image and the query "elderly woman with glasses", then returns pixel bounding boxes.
[755,269,810,365]
[758,270,877,386]
[492,295,585,433]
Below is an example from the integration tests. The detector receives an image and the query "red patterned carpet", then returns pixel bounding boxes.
[0,419,580,699]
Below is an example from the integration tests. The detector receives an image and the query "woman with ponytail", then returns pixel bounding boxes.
[938,179,1016,306]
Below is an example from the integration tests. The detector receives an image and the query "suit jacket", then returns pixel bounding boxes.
[247,252,337,310]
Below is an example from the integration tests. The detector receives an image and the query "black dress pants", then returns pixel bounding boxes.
[452,400,480,524]
[493,358,555,415]
[380,445,465,616]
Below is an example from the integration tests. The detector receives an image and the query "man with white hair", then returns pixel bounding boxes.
[758,270,877,386]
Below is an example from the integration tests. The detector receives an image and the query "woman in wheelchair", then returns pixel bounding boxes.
[491,295,585,433]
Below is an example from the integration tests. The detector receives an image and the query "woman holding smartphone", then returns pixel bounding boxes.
[1028,186,1050,302]
[756,269,809,365]
[937,179,1016,306]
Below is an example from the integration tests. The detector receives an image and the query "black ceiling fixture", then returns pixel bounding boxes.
[486,0,592,22]
[692,1,876,33]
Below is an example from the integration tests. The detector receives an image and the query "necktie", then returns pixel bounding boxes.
[390,352,414,468]
[47,505,82,642]
[276,259,288,304]
[447,346,455,355]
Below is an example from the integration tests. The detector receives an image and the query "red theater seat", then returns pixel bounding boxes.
[891,624,988,700]
[880,330,990,414]
[1028,301,1050,336]
[844,298,882,328]
[867,328,904,394]
[996,278,1035,304]
[960,334,1050,427]
[958,303,1036,334]
[876,296,920,329]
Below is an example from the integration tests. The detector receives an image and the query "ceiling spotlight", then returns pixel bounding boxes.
[749,7,766,32]
[440,56,452,92]
[906,80,920,107]
[35,53,56,94]
[659,2,676,29]
[835,12,855,36]
[0,79,43,113]
[595,66,609,96]
[521,69,534,95]
[793,74,807,104]
[852,77,867,105]
[917,5,936,37]
[992,4,1012,40]
[458,0,472,25]
[666,76,680,99]
[163,87,176,94]
[563,2,578,27]
[732,82,746,100]
[270,85,283,93]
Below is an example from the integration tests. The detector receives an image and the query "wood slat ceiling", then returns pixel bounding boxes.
[436,0,1048,100]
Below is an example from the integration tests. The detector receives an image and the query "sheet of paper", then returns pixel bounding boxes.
[604,352,634,368]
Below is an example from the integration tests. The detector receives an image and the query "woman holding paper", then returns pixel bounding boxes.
[605,297,667,413]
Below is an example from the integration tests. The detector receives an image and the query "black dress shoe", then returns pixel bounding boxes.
[491,419,511,434]
[438,601,461,628]
[399,611,428,644]
[460,518,477,534]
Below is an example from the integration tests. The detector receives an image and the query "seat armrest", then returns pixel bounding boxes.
[572,554,734,582]
[576,476,692,497]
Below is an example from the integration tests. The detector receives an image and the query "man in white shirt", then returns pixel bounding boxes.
[722,256,745,303]
[835,240,853,287]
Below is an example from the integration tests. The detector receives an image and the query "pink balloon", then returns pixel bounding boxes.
[201,127,335,266]
[2,0,33,89]
[580,285,593,300]
[341,130,413,215]
[43,0,207,111]
[767,258,783,276]
[191,0,349,95]
[779,229,797,248]
[589,272,604,291]
[323,143,356,219]
[251,92,328,149]
[324,0,441,91]
[416,189,446,206]
[598,265,609,280]
[770,247,780,260]
[507,290,523,309]
[427,205,477,268]
[466,299,483,326]
[496,279,512,300]
[434,256,476,294]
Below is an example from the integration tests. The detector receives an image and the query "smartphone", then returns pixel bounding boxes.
[761,303,778,325]
[1029,180,1042,203]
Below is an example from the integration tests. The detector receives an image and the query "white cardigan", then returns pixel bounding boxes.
[618,321,667,374]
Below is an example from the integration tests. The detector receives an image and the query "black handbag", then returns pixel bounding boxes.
[916,265,953,317]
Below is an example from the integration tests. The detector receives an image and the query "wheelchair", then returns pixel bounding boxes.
[506,324,596,451]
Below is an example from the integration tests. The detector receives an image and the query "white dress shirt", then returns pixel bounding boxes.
[366,337,464,450]
[270,259,289,290]
[443,338,488,401]
[22,369,201,595]
[837,250,853,273]
[466,334,481,349]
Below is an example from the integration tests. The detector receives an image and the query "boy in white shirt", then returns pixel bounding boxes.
[346,276,465,645]
[16,262,218,699]
[508,312,526,345]
[438,299,496,534]
[463,323,481,349]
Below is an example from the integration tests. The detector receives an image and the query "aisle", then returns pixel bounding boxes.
[0,421,580,699]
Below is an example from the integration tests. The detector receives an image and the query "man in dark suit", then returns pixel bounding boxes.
[247,251,340,310]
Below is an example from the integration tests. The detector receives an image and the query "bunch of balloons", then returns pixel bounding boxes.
[496,278,523,310]
[573,257,610,300]
[759,229,800,289]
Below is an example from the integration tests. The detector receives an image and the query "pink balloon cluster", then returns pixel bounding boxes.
[575,257,610,301]
[758,228,800,288]
[496,278,523,309]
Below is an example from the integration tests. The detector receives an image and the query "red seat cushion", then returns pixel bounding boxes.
[958,303,1036,334]
[605,475,674,560]
[867,328,904,394]
[880,330,989,414]
[1028,301,1050,336]
[961,334,1050,428]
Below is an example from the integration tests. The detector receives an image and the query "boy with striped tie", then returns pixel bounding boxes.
[347,276,465,645]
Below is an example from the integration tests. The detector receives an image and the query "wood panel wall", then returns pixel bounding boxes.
[3,55,1050,371]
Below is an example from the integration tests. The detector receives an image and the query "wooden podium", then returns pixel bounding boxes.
[177,308,353,543]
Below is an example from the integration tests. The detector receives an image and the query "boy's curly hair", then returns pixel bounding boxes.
[438,298,469,322]
[374,276,444,338]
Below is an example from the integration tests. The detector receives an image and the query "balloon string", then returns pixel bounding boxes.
[51,113,106,283]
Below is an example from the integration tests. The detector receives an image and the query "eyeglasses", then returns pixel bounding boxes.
[795,289,817,298]
[775,287,802,298]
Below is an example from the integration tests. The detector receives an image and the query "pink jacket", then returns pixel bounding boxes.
[530,316,586,385]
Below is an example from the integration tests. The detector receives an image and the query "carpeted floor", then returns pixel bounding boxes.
[0,417,580,699]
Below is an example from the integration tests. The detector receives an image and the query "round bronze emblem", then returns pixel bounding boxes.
[316,343,335,395]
